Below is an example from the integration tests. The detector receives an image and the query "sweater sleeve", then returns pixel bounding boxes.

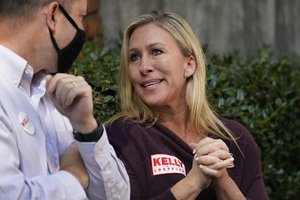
[224,118,269,200]
[124,159,177,200]
[106,120,178,200]
[240,131,269,200]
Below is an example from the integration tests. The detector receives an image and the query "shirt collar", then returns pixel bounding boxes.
[0,44,32,87]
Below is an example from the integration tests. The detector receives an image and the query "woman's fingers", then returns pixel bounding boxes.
[197,156,234,177]
[191,138,229,157]
[194,154,234,169]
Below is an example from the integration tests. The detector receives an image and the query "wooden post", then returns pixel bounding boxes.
[85,0,101,39]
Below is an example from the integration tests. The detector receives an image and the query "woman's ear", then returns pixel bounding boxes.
[184,55,196,78]
[45,2,59,32]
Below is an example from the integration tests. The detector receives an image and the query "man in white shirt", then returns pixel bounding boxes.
[0,0,130,199]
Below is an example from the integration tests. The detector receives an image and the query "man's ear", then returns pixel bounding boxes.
[45,2,59,32]
[184,55,196,78]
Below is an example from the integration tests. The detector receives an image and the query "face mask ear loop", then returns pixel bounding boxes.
[58,3,80,31]
[48,27,60,52]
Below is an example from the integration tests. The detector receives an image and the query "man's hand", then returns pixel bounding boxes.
[60,143,89,189]
[46,73,97,133]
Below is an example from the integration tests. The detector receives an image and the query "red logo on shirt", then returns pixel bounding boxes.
[151,154,186,176]
[21,116,30,127]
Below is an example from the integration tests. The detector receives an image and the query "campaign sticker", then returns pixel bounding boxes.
[19,112,35,135]
[151,154,186,176]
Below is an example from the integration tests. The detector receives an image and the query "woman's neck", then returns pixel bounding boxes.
[157,105,204,144]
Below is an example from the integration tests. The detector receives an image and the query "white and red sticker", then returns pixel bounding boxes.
[151,154,186,176]
[19,112,35,135]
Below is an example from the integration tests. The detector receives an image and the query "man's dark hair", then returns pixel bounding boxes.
[0,0,53,19]
[0,0,75,19]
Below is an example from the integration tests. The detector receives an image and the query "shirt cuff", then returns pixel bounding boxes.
[74,125,111,168]
[51,170,87,199]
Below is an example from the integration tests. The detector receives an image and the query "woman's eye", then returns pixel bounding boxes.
[152,49,162,56]
[129,54,140,62]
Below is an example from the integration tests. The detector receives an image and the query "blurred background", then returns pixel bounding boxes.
[86,0,300,58]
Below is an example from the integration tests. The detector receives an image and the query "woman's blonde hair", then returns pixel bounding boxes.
[109,11,237,142]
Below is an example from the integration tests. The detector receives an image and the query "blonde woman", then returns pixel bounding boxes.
[106,11,268,200]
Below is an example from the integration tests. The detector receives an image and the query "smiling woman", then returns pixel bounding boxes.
[106,10,269,200]
[127,23,194,108]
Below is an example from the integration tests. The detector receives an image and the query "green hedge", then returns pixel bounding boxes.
[72,37,300,200]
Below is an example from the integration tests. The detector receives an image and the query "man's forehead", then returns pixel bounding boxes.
[66,0,87,14]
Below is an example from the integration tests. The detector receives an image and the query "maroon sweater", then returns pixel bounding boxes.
[106,117,269,200]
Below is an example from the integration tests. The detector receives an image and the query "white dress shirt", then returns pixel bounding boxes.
[0,45,130,200]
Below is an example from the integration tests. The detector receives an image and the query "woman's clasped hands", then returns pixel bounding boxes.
[190,137,234,188]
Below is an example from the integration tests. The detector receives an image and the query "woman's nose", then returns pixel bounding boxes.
[139,56,153,75]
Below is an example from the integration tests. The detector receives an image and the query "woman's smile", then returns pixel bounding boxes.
[141,79,164,90]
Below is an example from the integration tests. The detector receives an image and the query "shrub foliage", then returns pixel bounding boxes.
[72,37,300,200]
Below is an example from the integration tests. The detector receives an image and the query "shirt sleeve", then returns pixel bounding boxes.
[74,125,130,200]
[0,111,87,200]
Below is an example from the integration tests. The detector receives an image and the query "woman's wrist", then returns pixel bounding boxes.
[171,176,202,200]
[212,172,229,189]
[213,175,246,200]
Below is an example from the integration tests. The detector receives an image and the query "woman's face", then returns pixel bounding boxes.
[128,23,195,110]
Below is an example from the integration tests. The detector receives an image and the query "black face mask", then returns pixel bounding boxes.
[49,3,86,73]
